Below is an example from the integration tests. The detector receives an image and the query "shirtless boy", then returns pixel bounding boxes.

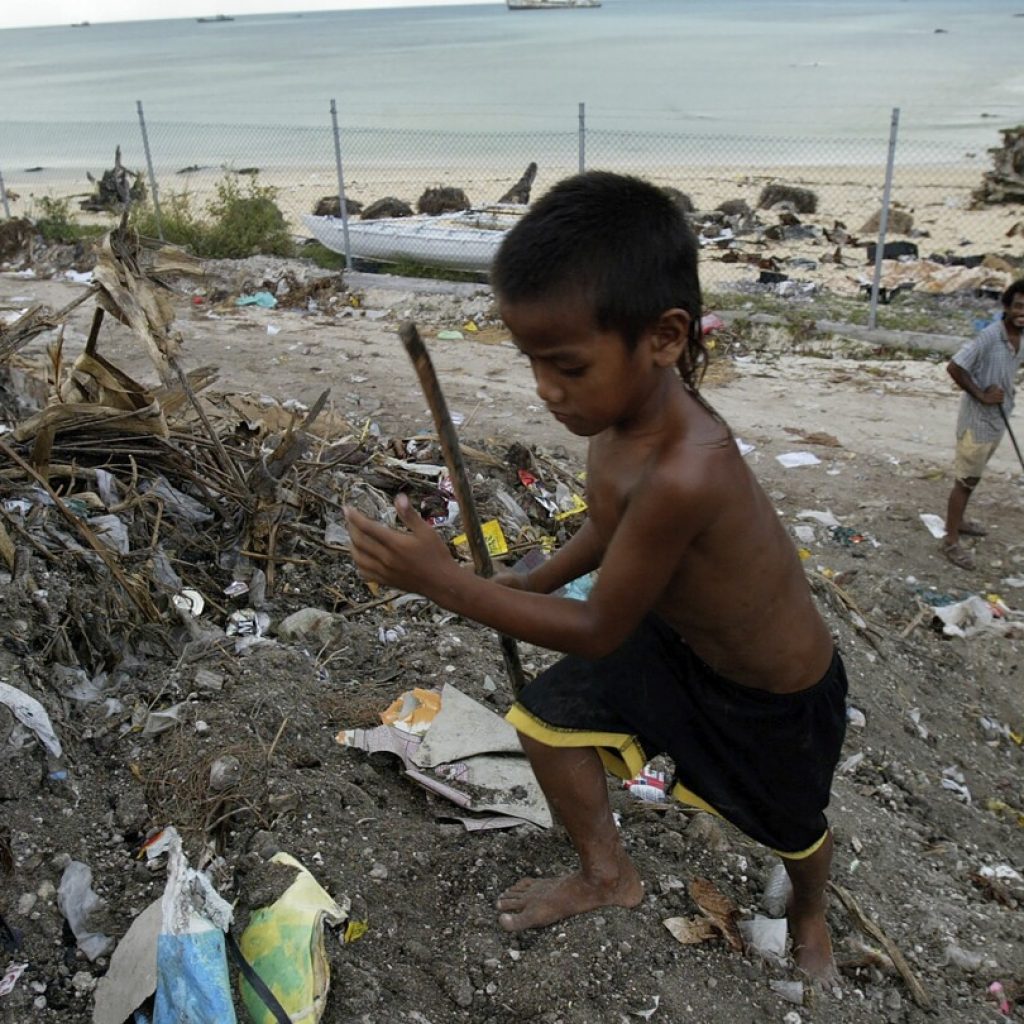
[346,171,848,980]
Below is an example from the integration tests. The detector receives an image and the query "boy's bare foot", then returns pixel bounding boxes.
[497,861,643,932]
[788,906,840,986]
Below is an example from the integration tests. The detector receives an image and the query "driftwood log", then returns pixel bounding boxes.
[497,162,538,205]
[973,125,1024,205]
[80,146,146,212]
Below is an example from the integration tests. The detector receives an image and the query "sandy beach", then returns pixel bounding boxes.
[4,154,1017,299]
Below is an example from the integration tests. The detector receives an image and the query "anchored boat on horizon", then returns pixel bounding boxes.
[506,0,601,9]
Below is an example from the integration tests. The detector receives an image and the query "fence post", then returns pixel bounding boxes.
[868,107,900,330]
[329,99,353,271]
[136,100,164,241]
[578,102,586,174]
[0,168,10,219]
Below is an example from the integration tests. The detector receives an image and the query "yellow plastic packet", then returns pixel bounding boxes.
[554,493,588,521]
[452,519,508,557]
[239,854,349,1024]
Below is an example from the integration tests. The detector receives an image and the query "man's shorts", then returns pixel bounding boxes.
[954,429,1001,484]
[505,616,848,859]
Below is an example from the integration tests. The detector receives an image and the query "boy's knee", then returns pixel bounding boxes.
[955,476,980,491]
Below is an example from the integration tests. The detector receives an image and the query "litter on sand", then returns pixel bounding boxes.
[92,899,163,1024]
[238,852,349,1024]
[932,594,1024,639]
[797,509,842,528]
[920,513,947,539]
[337,684,552,829]
[776,452,821,469]
[738,914,788,959]
[141,827,237,1024]
[0,682,62,757]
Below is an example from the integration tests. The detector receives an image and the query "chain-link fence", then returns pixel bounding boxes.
[1,104,1018,307]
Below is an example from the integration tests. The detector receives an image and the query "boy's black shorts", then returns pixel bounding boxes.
[505,615,848,858]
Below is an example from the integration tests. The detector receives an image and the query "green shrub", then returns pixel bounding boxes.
[34,196,105,244]
[203,174,293,258]
[131,172,294,259]
[131,189,208,252]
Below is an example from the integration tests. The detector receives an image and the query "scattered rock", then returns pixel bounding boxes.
[860,206,915,235]
[312,195,364,217]
[661,186,695,213]
[417,186,471,215]
[757,183,818,214]
[361,196,415,220]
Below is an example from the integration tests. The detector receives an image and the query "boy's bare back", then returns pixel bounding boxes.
[588,383,833,694]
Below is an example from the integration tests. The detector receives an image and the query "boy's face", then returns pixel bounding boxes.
[499,294,666,436]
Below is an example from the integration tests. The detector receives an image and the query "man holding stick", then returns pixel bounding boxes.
[942,278,1024,570]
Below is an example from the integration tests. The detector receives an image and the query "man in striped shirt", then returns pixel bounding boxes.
[942,279,1024,570]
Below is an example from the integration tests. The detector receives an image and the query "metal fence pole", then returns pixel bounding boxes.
[136,100,164,240]
[0,168,10,219]
[578,102,586,174]
[329,99,353,271]
[868,107,900,330]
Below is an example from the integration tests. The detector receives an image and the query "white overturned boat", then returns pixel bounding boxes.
[303,205,524,273]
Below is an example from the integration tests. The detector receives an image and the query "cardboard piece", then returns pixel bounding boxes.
[338,684,551,829]
[92,899,163,1024]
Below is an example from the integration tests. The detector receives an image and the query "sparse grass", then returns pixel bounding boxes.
[386,258,488,285]
[703,287,981,338]
[33,196,106,244]
[303,240,347,271]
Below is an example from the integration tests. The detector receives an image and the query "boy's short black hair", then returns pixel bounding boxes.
[492,171,706,390]
[1002,277,1024,308]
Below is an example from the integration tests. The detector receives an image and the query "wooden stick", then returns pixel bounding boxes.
[828,882,932,1009]
[398,321,526,695]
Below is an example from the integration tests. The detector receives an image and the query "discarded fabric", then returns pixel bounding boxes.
[236,291,277,308]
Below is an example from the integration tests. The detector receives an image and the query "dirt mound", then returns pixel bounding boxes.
[0,258,1022,1024]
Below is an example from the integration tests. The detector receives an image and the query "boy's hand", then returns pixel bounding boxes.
[345,493,458,599]
[980,384,1006,405]
[492,570,532,592]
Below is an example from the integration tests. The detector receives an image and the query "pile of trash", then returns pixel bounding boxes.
[3,227,1024,1024]
[0,222,602,1021]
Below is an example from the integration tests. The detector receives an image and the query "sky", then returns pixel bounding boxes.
[0,0,495,31]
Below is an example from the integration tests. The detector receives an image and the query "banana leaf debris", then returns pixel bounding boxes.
[0,221,587,827]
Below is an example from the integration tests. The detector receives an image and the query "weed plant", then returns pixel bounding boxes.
[34,197,106,244]
[131,172,294,259]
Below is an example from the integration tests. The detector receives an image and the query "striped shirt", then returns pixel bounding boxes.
[952,319,1024,442]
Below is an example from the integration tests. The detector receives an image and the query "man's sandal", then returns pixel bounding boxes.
[958,519,988,537]
[941,541,976,571]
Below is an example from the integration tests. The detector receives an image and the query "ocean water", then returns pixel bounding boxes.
[0,0,1021,174]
